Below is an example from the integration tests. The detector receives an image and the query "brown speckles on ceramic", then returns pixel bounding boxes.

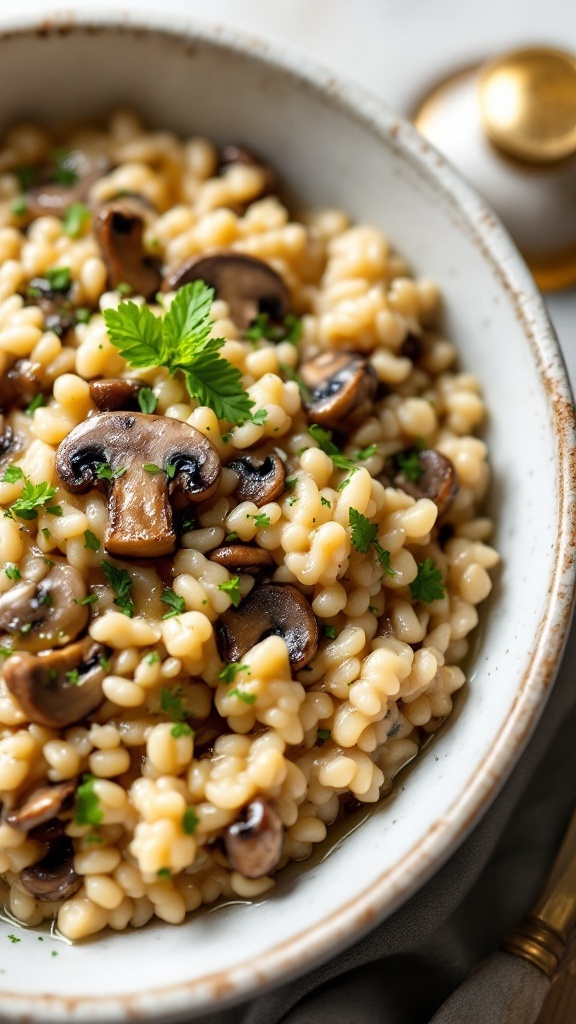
[0,13,574,1023]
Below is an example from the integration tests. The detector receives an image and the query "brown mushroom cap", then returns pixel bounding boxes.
[55,412,222,558]
[25,276,76,339]
[2,637,107,728]
[208,545,274,575]
[227,451,285,507]
[299,351,378,428]
[20,838,81,901]
[94,197,161,301]
[163,251,291,331]
[0,564,89,652]
[0,358,48,411]
[25,151,111,218]
[89,378,146,413]
[393,449,459,516]
[5,780,76,832]
[215,583,318,670]
[224,797,284,878]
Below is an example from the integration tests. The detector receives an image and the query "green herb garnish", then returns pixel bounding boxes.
[75,593,98,606]
[348,507,396,578]
[101,561,134,617]
[182,806,199,835]
[11,196,28,217]
[245,312,302,345]
[409,558,446,603]
[229,688,256,705]
[45,266,72,292]
[171,722,194,739]
[84,529,101,551]
[95,462,126,481]
[217,575,242,607]
[137,386,157,414]
[6,477,58,522]
[103,281,254,425]
[62,201,90,239]
[218,662,249,685]
[316,728,331,746]
[161,588,186,619]
[5,564,21,580]
[252,512,271,527]
[157,867,171,879]
[25,394,44,416]
[160,687,186,722]
[74,774,104,827]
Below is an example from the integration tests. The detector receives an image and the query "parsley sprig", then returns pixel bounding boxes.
[306,425,376,473]
[2,466,61,521]
[409,558,446,603]
[349,508,396,578]
[103,281,254,425]
[161,588,186,619]
[101,561,134,617]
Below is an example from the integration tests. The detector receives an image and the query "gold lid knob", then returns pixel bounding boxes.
[479,47,576,163]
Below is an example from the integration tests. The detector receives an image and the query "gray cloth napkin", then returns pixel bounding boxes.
[202,621,576,1024]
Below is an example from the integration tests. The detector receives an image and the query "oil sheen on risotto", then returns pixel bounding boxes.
[0,112,499,941]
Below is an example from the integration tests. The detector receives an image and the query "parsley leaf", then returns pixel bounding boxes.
[182,806,199,835]
[252,512,271,527]
[307,424,369,473]
[25,394,44,416]
[11,195,28,217]
[95,462,126,481]
[250,408,268,426]
[394,448,424,482]
[137,386,157,414]
[171,722,194,739]
[62,201,90,239]
[349,508,396,579]
[2,465,24,484]
[157,867,171,879]
[84,529,101,551]
[74,774,104,827]
[320,495,331,508]
[229,688,256,705]
[45,266,71,292]
[5,564,20,580]
[245,312,302,345]
[324,625,337,640]
[7,478,58,521]
[317,728,331,746]
[217,575,242,607]
[52,149,77,186]
[218,662,249,684]
[161,588,186,619]
[409,558,446,603]
[103,282,254,425]
[160,687,187,722]
[101,561,134,617]
[75,593,98,606]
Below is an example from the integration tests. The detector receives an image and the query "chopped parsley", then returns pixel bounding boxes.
[25,394,44,416]
[65,668,80,685]
[285,477,297,491]
[5,476,59,522]
[143,463,162,474]
[229,688,256,705]
[324,625,337,640]
[75,593,98,606]
[244,312,302,345]
[116,281,132,297]
[11,195,28,217]
[320,495,331,508]
[138,386,157,414]
[5,564,20,580]
[103,281,254,425]
[252,512,271,527]
[75,307,92,325]
[145,651,160,665]
[160,687,187,722]
[348,508,396,578]
[62,201,90,239]
[95,462,126,481]
[217,575,242,607]
[74,774,104,827]
[7,934,21,944]
[394,446,424,482]
[45,266,72,292]
[250,408,268,426]
[306,424,374,473]
[0,647,12,658]
[317,728,331,746]
[409,558,446,603]
[182,806,199,835]
[224,531,239,542]
[99,655,111,672]
[218,662,249,684]
[157,867,171,879]
[52,149,78,186]
[84,529,101,551]
[161,588,186,619]
[171,722,194,739]
[101,561,134,617]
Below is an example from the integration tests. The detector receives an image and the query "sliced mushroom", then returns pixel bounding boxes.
[400,332,423,362]
[89,378,146,413]
[55,412,222,558]
[0,565,89,652]
[299,352,378,428]
[227,452,285,507]
[215,583,318,670]
[25,151,111,218]
[25,277,76,338]
[224,797,284,879]
[0,359,48,413]
[163,251,291,331]
[2,637,107,728]
[20,837,81,901]
[208,545,274,575]
[5,780,76,832]
[392,449,459,516]
[94,197,161,300]
[0,415,24,467]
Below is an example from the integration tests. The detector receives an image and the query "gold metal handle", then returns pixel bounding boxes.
[502,809,576,977]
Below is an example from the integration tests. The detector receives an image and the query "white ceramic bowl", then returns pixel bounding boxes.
[0,12,575,1022]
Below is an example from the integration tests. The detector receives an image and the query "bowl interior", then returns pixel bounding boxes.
[0,19,573,1022]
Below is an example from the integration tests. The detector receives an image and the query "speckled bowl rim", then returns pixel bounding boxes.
[0,9,575,1021]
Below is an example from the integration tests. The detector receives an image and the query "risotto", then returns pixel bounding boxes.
[0,111,499,940]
